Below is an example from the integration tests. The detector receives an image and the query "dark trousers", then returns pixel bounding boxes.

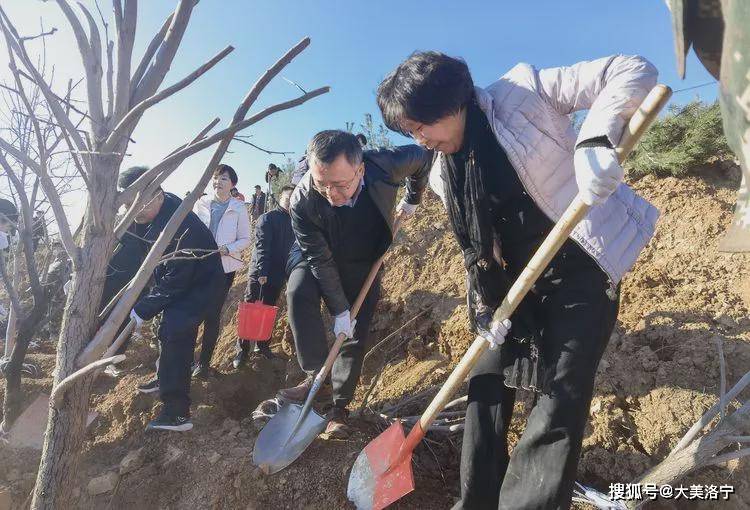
[238,278,283,355]
[286,262,381,408]
[197,271,236,366]
[454,273,619,510]
[158,314,201,417]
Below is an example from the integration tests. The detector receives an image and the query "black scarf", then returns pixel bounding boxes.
[441,99,506,309]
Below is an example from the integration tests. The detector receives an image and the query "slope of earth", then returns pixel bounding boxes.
[1,165,749,509]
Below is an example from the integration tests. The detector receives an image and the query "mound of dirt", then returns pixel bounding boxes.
[1,165,749,509]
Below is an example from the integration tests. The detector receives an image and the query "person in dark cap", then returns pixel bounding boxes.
[118,166,224,432]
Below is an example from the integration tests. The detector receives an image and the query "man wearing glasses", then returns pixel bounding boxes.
[280,130,431,438]
[118,166,224,432]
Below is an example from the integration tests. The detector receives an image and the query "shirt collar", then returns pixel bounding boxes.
[337,177,365,208]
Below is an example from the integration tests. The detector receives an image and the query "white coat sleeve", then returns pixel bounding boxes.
[225,205,252,255]
[536,55,658,147]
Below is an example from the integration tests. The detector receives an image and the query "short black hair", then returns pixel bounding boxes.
[118,165,153,190]
[255,185,262,190]
[268,163,279,171]
[377,51,474,136]
[307,130,363,167]
[355,133,367,147]
[280,185,295,195]
[214,164,238,185]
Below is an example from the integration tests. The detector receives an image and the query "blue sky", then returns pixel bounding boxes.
[1,1,717,222]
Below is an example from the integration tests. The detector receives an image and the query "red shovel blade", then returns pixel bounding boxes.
[347,421,415,510]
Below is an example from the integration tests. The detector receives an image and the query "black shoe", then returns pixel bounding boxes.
[233,350,248,369]
[146,412,193,432]
[137,378,159,394]
[192,362,209,380]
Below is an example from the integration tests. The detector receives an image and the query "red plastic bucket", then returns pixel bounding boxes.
[237,301,278,341]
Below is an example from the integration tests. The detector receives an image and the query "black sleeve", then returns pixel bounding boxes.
[133,226,201,321]
[290,200,349,315]
[373,145,432,205]
[255,214,273,278]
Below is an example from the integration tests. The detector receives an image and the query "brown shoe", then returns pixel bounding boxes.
[324,406,350,439]
[278,375,331,404]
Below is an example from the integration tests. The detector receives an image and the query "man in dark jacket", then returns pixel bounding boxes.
[119,166,224,432]
[234,185,296,367]
[249,185,267,221]
[281,130,430,437]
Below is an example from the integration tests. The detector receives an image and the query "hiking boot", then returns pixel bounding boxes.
[137,378,159,394]
[146,411,193,432]
[324,406,350,439]
[232,350,247,369]
[192,362,209,380]
[278,375,331,404]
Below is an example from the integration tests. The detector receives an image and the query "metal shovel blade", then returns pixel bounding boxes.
[252,402,328,474]
[347,421,414,510]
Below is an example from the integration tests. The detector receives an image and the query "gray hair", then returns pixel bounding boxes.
[307,130,363,168]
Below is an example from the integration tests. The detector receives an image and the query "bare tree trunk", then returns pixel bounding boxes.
[1,299,50,429]
[625,400,750,509]
[31,159,118,510]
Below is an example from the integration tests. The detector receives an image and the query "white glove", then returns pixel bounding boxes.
[0,232,8,250]
[478,318,511,350]
[574,146,623,206]
[395,199,418,218]
[130,309,144,331]
[333,310,356,339]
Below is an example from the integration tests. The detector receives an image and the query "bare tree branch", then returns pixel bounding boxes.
[0,136,78,267]
[0,243,23,320]
[114,116,219,239]
[118,85,328,210]
[15,71,92,123]
[0,6,88,155]
[714,335,727,420]
[0,153,43,297]
[707,447,750,467]
[281,75,307,94]
[670,371,750,454]
[112,0,135,121]
[232,136,292,155]
[50,354,125,408]
[129,7,171,97]
[104,45,234,150]
[53,0,105,133]
[80,37,327,367]
[93,0,114,120]
[130,0,195,105]
[19,27,57,43]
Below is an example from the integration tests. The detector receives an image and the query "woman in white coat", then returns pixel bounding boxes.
[378,52,658,509]
[192,164,251,378]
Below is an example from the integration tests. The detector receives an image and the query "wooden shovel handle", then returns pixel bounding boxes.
[414,84,673,434]
[311,215,405,387]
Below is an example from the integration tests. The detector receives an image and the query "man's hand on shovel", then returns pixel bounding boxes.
[334,310,357,339]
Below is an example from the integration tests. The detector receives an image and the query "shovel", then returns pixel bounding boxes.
[347,84,673,510]
[253,216,404,474]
